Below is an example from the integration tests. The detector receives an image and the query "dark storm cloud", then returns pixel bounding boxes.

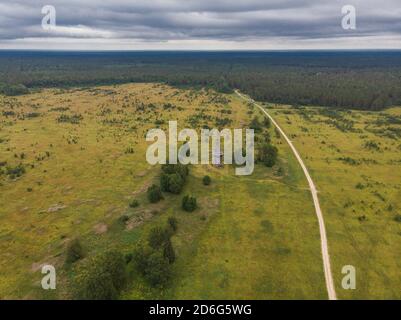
[0,0,400,46]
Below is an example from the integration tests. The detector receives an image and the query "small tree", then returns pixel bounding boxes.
[162,163,188,180]
[163,238,176,264]
[250,117,262,132]
[72,250,127,300]
[147,184,162,203]
[167,217,178,233]
[65,238,84,264]
[202,175,211,186]
[143,251,171,287]
[258,144,278,167]
[129,199,139,208]
[167,173,184,194]
[263,117,271,128]
[160,173,170,192]
[182,195,197,212]
[161,163,189,193]
[148,226,170,249]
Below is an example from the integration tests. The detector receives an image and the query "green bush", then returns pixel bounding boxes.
[167,217,178,232]
[57,114,83,124]
[249,117,263,132]
[258,144,278,167]
[119,214,129,224]
[263,117,271,128]
[161,163,188,180]
[132,245,150,272]
[72,251,127,300]
[6,164,25,179]
[166,173,184,194]
[202,175,211,186]
[74,269,117,300]
[163,238,176,264]
[147,184,162,203]
[65,239,84,264]
[182,195,197,212]
[394,214,401,223]
[160,172,185,194]
[143,251,171,287]
[129,199,139,208]
[125,253,133,264]
[132,246,171,287]
[160,173,170,192]
[160,163,188,194]
[148,226,170,249]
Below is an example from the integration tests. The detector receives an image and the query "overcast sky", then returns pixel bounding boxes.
[0,0,400,50]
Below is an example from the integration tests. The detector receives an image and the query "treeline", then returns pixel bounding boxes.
[0,82,29,96]
[1,51,401,110]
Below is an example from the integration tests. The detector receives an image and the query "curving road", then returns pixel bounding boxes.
[235,90,337,300]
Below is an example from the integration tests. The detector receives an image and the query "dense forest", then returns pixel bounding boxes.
[1,50,401,110]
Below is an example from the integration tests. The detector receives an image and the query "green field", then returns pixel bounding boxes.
[269,104,401,299]
[0,83,399,299]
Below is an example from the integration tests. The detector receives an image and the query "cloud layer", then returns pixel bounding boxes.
[0,0,400,49]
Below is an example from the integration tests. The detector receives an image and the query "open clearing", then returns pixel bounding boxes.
[267,103,401,299]
[0,83,399,299]
[0,83,326,299]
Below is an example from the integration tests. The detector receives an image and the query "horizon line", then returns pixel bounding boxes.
[1,48,401,52]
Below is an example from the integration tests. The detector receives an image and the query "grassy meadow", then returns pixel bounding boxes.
[0,83,326,299]
[0,82,399,300]
[269,104,401,299]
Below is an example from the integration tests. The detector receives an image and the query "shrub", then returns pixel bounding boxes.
[125,147,134,154]
[263,117,271,128]
[249,117,262,132]
[161,172,184,193]
[276,167,284,176]
[65,239,84,264]
[160,173,170,192]
[132,245,150,272]
[160,163,188,194]
[394,214,401,223]
[166,173,184,194]
[119,214,129,224]
[161,163,188,180]
[72,251,127,300]
[25,112,41,118]
[57,114,83,124]
[132,246,171,287]
[182,195,197,212]
[202,175,211,186]
[129,199,139,208]
[167,217,178,233]
[6,164,25,179]
[148,226,170,249]
[258,144,278,167]
[125,253,133,264]
[163,238,176,264]
[143,251,171,287]
[74,270,117,300]
[147,184,162,203]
